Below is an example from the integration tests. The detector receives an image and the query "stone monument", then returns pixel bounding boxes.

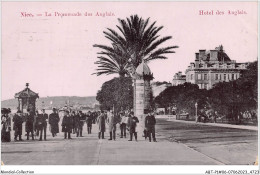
[132,60,154,129]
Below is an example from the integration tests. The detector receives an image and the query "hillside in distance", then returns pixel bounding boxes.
[1,96,99,110]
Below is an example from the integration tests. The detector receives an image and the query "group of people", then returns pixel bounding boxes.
[96,110,139,141]
[96,109,157,142]
[195,108,258,124]
[1,107,157,143]
[61,110,97,139]
[1,108,97,142]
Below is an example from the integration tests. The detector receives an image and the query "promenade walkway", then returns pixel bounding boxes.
[2,124,222,165]
[1,119,257,165]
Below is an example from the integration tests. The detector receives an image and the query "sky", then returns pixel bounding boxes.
[1,1,258,100]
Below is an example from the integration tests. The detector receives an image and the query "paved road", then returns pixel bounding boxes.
[1,119,258,165]
[156,119,258,165]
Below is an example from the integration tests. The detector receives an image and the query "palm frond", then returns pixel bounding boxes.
[93,14,178,77]
[144,36,172,55]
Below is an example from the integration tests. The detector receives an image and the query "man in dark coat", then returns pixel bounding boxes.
[34,111,40,137]
[71,111,76,134]
[13,110,24,141]
[25,110,35,140]
[127,112,139,141]
[86,111,92,134]
[37,109,48,141]
[78,111,85,137]
[49,108,60,137]
[97,111,106,139]
[74,111,80,137]
[91,111,97,124]
[62,110,73,139]
[145,110,157,142]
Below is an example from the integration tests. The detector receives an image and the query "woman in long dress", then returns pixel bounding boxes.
[1,108,11,142]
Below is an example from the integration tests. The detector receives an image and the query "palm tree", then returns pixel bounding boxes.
[93,14,178,77]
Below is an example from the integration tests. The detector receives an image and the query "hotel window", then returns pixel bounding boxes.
[204,84,207,89]
[232,74,234,80]
[198,74,201,80]
[204,74,207,80]
[224,74,226,81]
[215,74,218,80]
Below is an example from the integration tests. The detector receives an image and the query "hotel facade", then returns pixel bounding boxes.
[172,71,186,86]
[173,45,247,90]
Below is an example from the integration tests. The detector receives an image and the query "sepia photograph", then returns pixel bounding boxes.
[0,1,259,174]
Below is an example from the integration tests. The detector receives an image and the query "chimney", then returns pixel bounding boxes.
[199,50,206,61]
[195,53,199,61]
[190,63,195,69]
[210,50,218,61]
[195,60,199,68]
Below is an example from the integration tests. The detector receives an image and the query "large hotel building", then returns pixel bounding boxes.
[172,45,247,89]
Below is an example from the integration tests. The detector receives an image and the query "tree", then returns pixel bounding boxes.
[240,61,257,104]
[153,61,257,123]
[93,14,178,77]
[206,61,257,121]
[154,83,207,116]
[96,77,133,112]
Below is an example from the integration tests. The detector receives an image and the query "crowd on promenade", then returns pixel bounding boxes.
[1,107,157,143]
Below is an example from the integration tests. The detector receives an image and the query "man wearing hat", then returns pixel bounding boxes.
[70,111,76,134]
[25,109,35,140]
[13,110,24,141]
[34,110,40,136]
[61,110,72,139]
[145,109,157,142]
[127,111,139,141]
[74,111,80,137]
[49,108,60,137]
[119,111,128,138]
[86,111,92,134]
[37,109,48,141]
[97,110,106,139]
[78,111,85,137]
[107,109,117,141]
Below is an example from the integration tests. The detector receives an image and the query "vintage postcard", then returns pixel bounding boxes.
[0,1,259,174]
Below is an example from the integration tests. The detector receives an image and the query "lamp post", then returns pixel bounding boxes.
[195,102,198,122]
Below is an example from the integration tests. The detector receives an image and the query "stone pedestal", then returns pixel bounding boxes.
[135,79,145,119]
[132,61,154,134]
